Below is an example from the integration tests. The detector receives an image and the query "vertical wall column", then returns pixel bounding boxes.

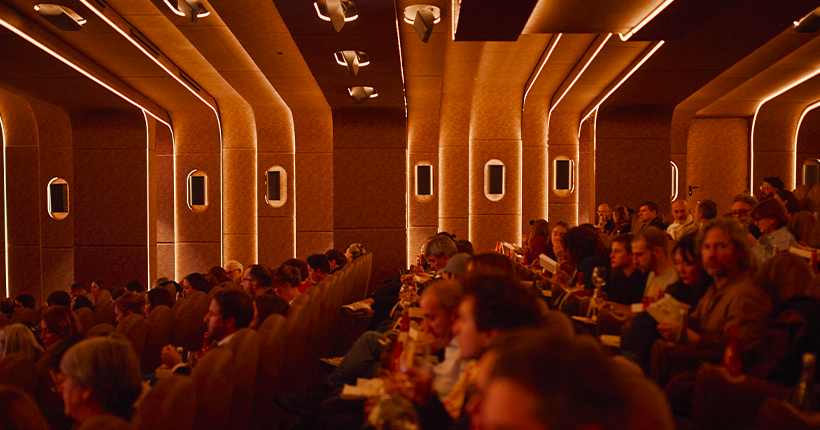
[797,109,820,178]
[546,112,579,225]
[293,110,333,259]
[333,107,407,285]
[521,97,549,228]
[687,118,749,212]
[72,109,151,287]
[156,123,175,279]
[753,103,803,190]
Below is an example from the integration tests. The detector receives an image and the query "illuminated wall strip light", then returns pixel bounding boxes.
[144,111,151,287]
[78,0,226,265]
[0,18,170,128]
[0,114,8,298]
[793,99,820,190]
[523,33,562,108]
[749,67,820,192]
[578,40,664,136]
[550,33,612,115]
[670,160,679,201]
[618,0,674,41]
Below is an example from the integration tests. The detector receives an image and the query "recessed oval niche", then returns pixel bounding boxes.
[187,170,208,213]
[47,177,69,220]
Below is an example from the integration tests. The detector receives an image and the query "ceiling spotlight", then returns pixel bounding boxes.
[404,5,441,43]
[314,0,358,32]
[164,0,210,23]
[334,50,369,76]
[34,4,86,31]
[349,86,378,104]
[794,7,820,33]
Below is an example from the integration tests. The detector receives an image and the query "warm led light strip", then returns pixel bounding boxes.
[0,17,170,128]
[523,33,562,108]
[550,33,612,115]
[749,67,820,192]
[618,0,674,41]
[793,99,820,189]
[578,40,664,136]
[0,114,8,298]
[670,161,679,201]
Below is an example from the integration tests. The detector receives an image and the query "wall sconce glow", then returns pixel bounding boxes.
[34,4,86,30]
[415,163,434,203]
[349,86,378,104]
[618,0,674,41]
[163,0,210,22]
[334,50,369,76]
[553,156,574,197]
[187,170,208,213]
[578,40,664,135]
[670,161,679,201]
[265,166,287,208]
[484,160,505,202]
[47,178,70,220]
[314,0,358,32]
[404,5,441,43]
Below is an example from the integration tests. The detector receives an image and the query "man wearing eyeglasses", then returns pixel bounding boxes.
[731,194,761,240]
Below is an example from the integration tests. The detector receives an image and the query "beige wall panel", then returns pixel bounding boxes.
[171,112,221,155]
[409,152,438,227]
[40,147,73,249]
[333,148,406,230]
[296,232,334,260]
[294,153,333,232]
[754,103,802,189]
[407,76,443,153]
[578,150,591,225]
[546,113,579,224]
[293,109,333,154]
[334,228,407,291]
[521,146,548,225]
[258,216,296,267]
[70,111,148,149]
[409,227,439,262]
[333,108,407,150]
[224,233,260,268]
[174,154,221,243]
[176,242,222,278]
[157,155,175,244]
[549,203,577,225]
[157,243,175,281]
[8,246,40,298]
[439,219,469,240]
[687,118,749,213]
[439,146,469,238]
[797,109,820,177]
[469,215,520,253]
[41,248,73,303]
[755,153,794,191]
[75,246,147,288]
[0,91,38,147]
[596,111,673,140]
[157,123,174,155]
[224,147,258,236]
[6,146,41,246]
[73,148,147,246]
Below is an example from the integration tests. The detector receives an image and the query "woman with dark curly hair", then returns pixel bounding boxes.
[562,226,610,289]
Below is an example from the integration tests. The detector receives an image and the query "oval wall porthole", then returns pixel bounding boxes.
[187,170,208,213]
[484,159,505,202]
[265,166,287,208]
[802,158,820,189]
[670,161,679,201]
[415,163,433,203]
[47,177,69,220]
[553,156,574,198]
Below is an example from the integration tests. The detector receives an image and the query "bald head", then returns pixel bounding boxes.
[597,204,613,221]
[671,199,689,223]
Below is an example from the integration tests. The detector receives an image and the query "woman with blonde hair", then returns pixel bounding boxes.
[345,243,366,262]
[3,323,43,362]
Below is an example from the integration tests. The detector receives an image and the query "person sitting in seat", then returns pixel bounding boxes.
[636,201,667,233]
[273,264,302,305]
[113,292,143,324]
[241,264,274,299]
[750,198,795,264]
[181,272,209,298]
[602,234,646,306]
[667,199,698,242]
[306,254,331,288]
[40,306,79,349]
[694,200,718,228]
[325,249,347,274]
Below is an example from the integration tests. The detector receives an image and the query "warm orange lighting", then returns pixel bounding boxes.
[403,5,441,24]
[793,100,820,189]
[618,0,674,41]
[0,114,7,298]
[163,0,210,18]
[314,1,358,22]
[578,40,664,135]
[523,33,562,108]
[551,33,611,114]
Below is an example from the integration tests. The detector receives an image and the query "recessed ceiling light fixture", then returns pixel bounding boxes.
[794,6,820,33]
[34,4,86,31]
[314,0,358,32]
[163,0,210,22]
[349,86,377,104]
[404,5,440,43]
[334,50,369,75]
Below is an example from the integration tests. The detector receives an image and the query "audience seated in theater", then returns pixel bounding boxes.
[110,288,127,302]
[283,258,312,294]
[633,227,679,302]
[39,333,84,430]
[181,272,210,298]
[441,253,471,281]
[242,264,274,299]
[125,280,145,294]
[694,200,718,228]
[47,291,72,308]
[455,240,475,256]
[161,289,253,373]
[612,205,632,235]
[113,292,143,324]
[732,194,761,241]
[759,176,784,200]
[249,293,289,330]
[325,249,347,274]
[0,385,50,430]
[224,260,244,283]
[143,288,174,316]
[750,198,795,264]
[636,201,667,233]
[40,306,79,349]
[554,226,609,290]
[3,323,43,362]
[71,296,93,313]
[546,220,569,263]
[69,283,93,307]
[89,280,104,296]
[482,334,631,430]
[602,234,646,306]
[58,336,142,424]
[272,264,302,304]
[345,243,366,262]
[1,298,14,318]
[306,254,331,289]
[207,266,230,288]
[423,235,459,278]
[620,233,712,372]
[787,211,816,246]
[597,203,616,235]
[667,199,698,242]
[524,219,549,264]
[774,188,800,215]
[468,253,517,279]
[15,294,36,314]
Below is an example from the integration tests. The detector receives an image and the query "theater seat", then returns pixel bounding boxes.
[170,291,208,352]
[11,308,39,326]
[74,307,94,334]
[116,314,148,360]
[223,328,260,430]
[131,375,196,430]
[94,301,116,326]
[0,353,37,396]
[190,348,234,430]
[142,305,173,375]
[250,315,286,430]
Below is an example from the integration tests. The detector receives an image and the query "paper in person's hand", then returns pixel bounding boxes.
[645,294,690,324]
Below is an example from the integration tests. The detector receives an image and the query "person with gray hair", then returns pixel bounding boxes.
[224,260,244,282]
[732,194,761,239]
[442,253,471,280]
[424,234,459,273]
[58,336,142,423]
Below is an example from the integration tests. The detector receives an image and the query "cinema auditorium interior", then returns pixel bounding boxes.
[1,0,820,429]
